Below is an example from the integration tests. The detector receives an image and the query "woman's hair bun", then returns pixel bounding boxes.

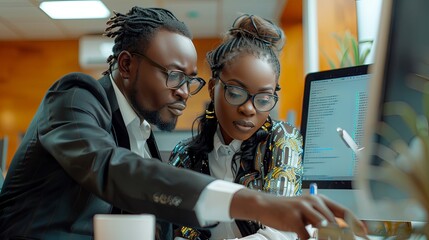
[226,14,285,53]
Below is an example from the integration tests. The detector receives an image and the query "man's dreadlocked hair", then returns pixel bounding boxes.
[102,7,192,75]
[187,14,285,180]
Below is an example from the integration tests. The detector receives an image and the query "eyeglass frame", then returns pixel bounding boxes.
[130,52,206,95]
[217,77,279,112]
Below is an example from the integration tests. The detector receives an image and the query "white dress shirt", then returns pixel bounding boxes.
[204,126,298,240]
[110,75,152,158]
[109,75,244,229]
[207,127,243,239]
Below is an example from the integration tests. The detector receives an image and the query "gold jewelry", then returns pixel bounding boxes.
[205,101,216,119]
[205,109,215,119]
[180,226,201,240]
[261,119,272,132]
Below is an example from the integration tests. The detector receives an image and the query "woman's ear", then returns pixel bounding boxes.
[208,78,217,100]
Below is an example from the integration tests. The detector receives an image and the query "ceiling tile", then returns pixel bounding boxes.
[12,21,65,40]
[0,0,34,6]
[0,0,288,40]
[56,19,108,37]
[0,5,50,22]
[221,0,286,34]
[164,0,218,38]
[103,0,158,14]
[0,22,20,40]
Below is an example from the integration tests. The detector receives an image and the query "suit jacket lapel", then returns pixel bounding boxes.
[147,132,161,162]
[98,75,130,149]
[99,75,161,162]
[99,75,135,215]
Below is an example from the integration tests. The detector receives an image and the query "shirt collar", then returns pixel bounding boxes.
[109,74,151,136]
[213,125,242,159]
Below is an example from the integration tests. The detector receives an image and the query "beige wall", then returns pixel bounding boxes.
[318,0,358,71]
[0,1,357,169]
[278,0,357,127]
[0,38,219,168]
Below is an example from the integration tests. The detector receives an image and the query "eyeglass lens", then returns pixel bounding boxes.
[131,52,205,95]
[166,71,204,95]
[224,85,277,112]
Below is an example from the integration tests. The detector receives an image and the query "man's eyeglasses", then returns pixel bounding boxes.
[218,78,278,112]
[131,52,206,95]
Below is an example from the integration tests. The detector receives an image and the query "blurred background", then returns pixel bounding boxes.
[0,0,361,171]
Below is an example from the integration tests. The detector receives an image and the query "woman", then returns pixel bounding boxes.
[169,14,303,240]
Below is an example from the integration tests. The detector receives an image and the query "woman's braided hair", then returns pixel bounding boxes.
[102,7,192,75]
[188,14,285,178]
[207,13,285,80]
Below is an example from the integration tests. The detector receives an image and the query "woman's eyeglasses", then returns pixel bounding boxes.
[218,77,278,112]
[131,52,206,95]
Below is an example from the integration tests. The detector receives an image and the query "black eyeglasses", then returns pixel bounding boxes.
[218,77,278,112]
[131,52,206,95]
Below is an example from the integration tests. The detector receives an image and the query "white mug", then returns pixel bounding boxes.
[94,214,156,240]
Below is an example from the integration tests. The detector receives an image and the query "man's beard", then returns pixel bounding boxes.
[139,108,177,131]
[129,91,177,131]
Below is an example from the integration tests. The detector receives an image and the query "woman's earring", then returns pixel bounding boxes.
[261,117,272,132]
[205,101,215,119]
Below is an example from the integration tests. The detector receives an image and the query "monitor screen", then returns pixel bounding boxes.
[300,65,371,189]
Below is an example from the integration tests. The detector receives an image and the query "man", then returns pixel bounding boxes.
[0,7,366,240]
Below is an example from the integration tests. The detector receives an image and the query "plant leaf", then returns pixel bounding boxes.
[351,36,360,65]
[322,49,338,69]
[340,48,350,67]
[359,48,371,65]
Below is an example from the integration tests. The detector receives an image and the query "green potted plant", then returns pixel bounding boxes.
[323,30,373,69]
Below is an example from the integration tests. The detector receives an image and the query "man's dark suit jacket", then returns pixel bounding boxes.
[0,73,215,239]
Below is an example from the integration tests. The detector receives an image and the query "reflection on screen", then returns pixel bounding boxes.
[303,74,371,181]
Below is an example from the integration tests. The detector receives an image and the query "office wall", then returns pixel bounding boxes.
[278,0,305,127]
[318,0,358,71]
[0,38,220,169]
[0,40,82,170]
[278,0,357,128]
[0,0,357,169]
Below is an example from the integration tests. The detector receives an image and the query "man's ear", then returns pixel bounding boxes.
[208,78,217,100]
[117,51,132,79]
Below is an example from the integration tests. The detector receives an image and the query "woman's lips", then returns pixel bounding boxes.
[233,120,255,132]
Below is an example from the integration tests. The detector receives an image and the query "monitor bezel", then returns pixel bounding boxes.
[300,64,371,189]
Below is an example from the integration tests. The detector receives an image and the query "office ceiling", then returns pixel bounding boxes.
[0,0,288,40]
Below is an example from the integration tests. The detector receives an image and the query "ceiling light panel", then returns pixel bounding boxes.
[39,0,111,19]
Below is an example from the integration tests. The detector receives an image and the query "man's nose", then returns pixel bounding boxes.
[174,82,190,100]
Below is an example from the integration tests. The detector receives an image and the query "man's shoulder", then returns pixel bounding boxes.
[50,72,104,91]
[48,72,110,102]
[45,72,112,112]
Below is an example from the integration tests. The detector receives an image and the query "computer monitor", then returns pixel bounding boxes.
[301,0,428,222]
[300,65,372,218]
[301,64,370,186]
[356,0,428,222]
